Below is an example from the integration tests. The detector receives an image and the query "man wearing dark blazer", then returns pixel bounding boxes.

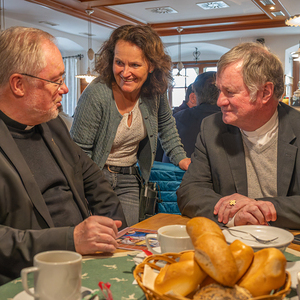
[172,83,197,114]
[171,72,220,158]
[0,27,126,285]
[177,42,300,230]
[155,84,197,162]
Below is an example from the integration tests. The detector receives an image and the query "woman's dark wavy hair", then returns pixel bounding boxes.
[95,25,173,98]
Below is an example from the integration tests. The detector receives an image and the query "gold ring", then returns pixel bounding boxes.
[229,200,236,206]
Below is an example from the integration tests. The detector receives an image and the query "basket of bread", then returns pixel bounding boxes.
[133,217,291,300]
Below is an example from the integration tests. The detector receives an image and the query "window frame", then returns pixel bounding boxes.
[168,60,218,108]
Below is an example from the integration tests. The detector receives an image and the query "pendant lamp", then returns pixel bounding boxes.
[175,27,185,77]
[76,8,97,83]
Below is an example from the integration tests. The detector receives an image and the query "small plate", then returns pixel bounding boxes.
[222,225,294,251]
[13,286,97,300]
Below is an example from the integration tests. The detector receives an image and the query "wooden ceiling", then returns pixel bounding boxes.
[26,0,290,36]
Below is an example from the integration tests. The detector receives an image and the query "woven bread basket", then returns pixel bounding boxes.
[133,252,291,300]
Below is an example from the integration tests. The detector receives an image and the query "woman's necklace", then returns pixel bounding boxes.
[113,85,138,125]
[119,90,138,116]
[115,90,138,126]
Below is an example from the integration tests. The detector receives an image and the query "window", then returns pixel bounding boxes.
[169,61,218,108]
[62,56,80,117]
[204,66,218,72]
[172,67,198,107]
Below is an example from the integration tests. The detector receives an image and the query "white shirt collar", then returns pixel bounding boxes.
[241,110,278,146]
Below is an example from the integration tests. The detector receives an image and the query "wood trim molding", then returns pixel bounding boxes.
[150,15,287,36]
[25,0,288,35]
[25,0,142,28]
[79,0,157,6]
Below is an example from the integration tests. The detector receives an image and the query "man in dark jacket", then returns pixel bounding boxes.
[0,26,126,285]
[172,83,197,114]
[173,72,220,157]
[177,42,300,229]
[163,72,220,161]
[155,84,197,161]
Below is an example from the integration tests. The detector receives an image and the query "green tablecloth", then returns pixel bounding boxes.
[0,253,146,300]
[1,250,300,299]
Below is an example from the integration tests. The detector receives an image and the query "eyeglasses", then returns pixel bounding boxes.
[20,73,65,90]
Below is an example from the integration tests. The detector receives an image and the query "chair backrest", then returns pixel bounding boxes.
[149,161,186,214]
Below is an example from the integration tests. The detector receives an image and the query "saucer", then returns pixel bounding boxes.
[13,286,98,300]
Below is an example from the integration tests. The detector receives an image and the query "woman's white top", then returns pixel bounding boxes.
[106,100,147,167]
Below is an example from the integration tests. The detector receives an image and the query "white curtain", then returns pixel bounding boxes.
[62,57,79,117]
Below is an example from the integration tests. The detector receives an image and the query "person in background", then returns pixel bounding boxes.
[0,26,126,285]
[71,25,190,226]
[172,83,197,114]
[177,42,300,230]
[163,71,220,161]
[155,84,197,162]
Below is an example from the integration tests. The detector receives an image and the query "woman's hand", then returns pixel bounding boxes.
[178,158,191,171]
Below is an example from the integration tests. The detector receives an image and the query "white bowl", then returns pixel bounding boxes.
[222,225,294,252]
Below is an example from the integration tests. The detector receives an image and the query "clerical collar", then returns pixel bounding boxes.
[0,111,34,130]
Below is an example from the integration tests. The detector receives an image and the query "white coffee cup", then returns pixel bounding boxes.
[21,250,82,300]
[145,225,194,254]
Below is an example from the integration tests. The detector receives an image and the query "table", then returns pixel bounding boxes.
[0,214,189,299]
[1,213,300,299]
[134,213,300,252]
[133,213,190,230]
[133,213,300,299]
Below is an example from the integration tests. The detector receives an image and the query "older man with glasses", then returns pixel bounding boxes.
[0,26,126,285]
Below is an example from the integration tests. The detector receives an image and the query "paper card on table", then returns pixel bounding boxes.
[143,264,158,290]
[116,227,158,251]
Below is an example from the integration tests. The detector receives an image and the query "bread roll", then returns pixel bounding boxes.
[193,283,252,300]
[186,217,238,287]
[238,248,286,297]
[154,251,206,296]
[200,275,217,288]
[229,240,254,281]
[200,240,254,288]
[193,232,238,287]
[186,217,225,244]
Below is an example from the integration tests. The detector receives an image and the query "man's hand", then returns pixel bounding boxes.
[234,201,276,225]
[178,158,191,171]
[73,216,122,254]
[214,193,277,225]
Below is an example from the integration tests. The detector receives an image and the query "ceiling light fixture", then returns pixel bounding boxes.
[75,8,97,84]
[271,11,285,17]
[286,15,300,27]
[197,1,229,10]
[175,27,186,77]
[146,6,178,14]
[259,0,275,6]
[291,41,300,61]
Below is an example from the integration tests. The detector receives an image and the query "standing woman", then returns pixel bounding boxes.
[71,25,190,226]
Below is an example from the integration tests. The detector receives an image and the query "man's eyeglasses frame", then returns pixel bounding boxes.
[20,73,65,90]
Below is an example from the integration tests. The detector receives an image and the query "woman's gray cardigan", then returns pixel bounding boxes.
[70,79,187,182]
